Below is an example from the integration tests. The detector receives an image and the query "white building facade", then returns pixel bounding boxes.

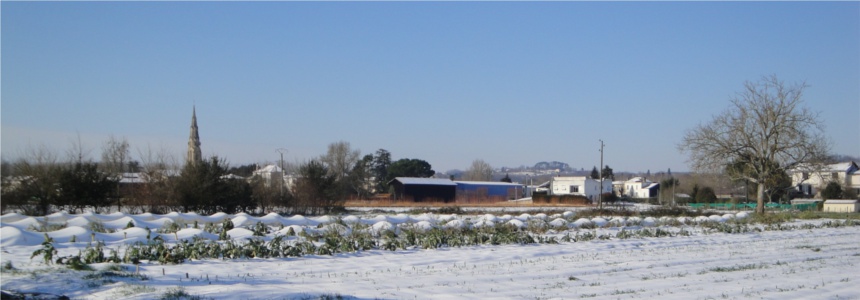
[549,176,612,202]
[621,177,660,199]
[252,164,286,188]
[791,162,860,198]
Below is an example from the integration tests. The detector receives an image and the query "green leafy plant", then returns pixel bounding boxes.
[30,234,57,265]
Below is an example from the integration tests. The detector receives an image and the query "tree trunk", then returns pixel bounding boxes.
[756,184,766,214]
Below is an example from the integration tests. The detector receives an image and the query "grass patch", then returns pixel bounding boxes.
[795,245,821,252]
[611,289,638,295]
[160,287,209,300]
[113,283,157,297]
[706,263,766,273]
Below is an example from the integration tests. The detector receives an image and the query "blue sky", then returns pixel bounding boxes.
[2,2,858,173]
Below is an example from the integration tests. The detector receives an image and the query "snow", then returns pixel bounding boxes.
[2,211,859,299]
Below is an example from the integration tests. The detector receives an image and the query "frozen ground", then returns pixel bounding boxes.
[1,211,859,299]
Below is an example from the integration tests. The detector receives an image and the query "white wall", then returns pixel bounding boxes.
[550,177,612,202]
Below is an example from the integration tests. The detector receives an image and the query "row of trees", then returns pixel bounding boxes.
[1,139,441,216]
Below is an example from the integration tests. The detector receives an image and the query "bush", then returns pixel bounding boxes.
[821,181,843,200]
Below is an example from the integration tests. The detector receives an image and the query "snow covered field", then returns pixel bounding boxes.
[2,210,859,299]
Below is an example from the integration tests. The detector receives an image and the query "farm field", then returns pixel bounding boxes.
[1,210,859,300]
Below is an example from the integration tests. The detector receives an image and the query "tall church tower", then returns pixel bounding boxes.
[187,106,202,165]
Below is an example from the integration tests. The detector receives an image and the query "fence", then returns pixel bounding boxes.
[687,202,818,211]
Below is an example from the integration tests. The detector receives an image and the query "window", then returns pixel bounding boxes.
[570,185,580,193]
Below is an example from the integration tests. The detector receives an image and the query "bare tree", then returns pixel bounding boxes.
[320,141,361,199]
[679,75,829,213]
[131,144,179,213]
[1,145,61,215]
[65,133,93,165]
[463,159,494,181]
[101,135,130,175]
[320,141,360,182]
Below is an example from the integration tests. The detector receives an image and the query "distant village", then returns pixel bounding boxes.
[128,107,860,208]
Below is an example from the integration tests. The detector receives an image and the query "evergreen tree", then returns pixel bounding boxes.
[371,149,392,192]
[821,181,843,200]
[590,167,599,179]
[173,156,243,214]
[293,160,339,215]
[387,158,435,180]
[695,186,717,204]
[601,165,615,180]
[56,162,116,213]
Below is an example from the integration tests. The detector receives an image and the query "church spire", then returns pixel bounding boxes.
[187,106,202,165]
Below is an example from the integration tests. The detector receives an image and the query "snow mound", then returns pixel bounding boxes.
[65,216,91,227]
[322,223,351,235]
[276,225,304,236]
[224,228,256,240]
[473,219,495,228]
[1,217,42,230]
[0,213,30,223]
[443,219,467,229]
[412,214,437,223]
[258,213,285,225]
[341,215,361,224]
[507,219,526,229]
[641,217,657,227]
[45,211,72,223]
[386,214,412,224]
[48,226,93,243]
[283,215,316,226]
[1,226,45,246]
[103,216,138,230]
[174,228,219,241]
[608,217,626,227]
[708,215,726,223]
[549,218,567,228]
[411,221,436,232]
[230,215,258,228]
[371,221,396,234]
[591,217,608,227]
[571,218,592,228]
[480,214,498,222]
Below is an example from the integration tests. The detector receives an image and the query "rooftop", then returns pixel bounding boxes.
[392,177,457,186]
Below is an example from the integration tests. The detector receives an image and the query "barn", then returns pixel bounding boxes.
[454,181,523,203]
[389,177,457,203]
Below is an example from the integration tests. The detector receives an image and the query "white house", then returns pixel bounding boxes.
[548,176,612,202]
[621,177,660,199]
[791,161,860,198]
[252,164,285,188]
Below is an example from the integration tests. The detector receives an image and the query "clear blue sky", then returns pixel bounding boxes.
[2,2,858,174]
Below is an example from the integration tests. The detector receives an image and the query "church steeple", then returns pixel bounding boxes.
[187,106,202,165]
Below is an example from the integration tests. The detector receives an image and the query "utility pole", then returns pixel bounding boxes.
[276,148,288,193]
[598,139,605,209]
[672,178,677,206]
